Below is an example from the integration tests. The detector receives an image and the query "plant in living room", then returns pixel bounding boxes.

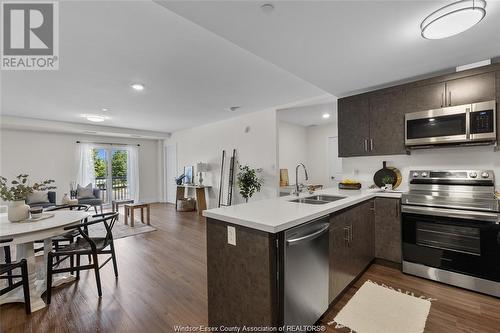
[0,174,56,222]
[236,165,264,203]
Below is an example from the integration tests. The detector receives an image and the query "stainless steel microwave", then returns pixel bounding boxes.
[405,100,497,147]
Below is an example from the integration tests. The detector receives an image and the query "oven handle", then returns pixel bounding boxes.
[401,205,500,224]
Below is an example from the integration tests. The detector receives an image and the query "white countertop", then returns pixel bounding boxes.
[203,188,404,233]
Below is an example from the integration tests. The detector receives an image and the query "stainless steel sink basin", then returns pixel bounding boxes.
[289,195,346,205]
[306,195,346,202]
[288,198,330,205]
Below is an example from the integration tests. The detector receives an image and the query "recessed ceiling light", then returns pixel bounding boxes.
[421,0,486,39]
[101,108,109,112]
[261,3,274,12]
[82,114,109,122]
[229,106,241,112]
[322,113,331,119]
[130,83,145,91]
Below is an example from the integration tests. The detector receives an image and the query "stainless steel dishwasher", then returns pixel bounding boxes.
[284,216,330,328]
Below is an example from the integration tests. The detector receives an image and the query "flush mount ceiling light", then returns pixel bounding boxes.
[82,114,109,122]
[322,113,331,119]
[421,0,487,39]
[260,3,274,13]
[130,83,145,91]
[228,106,241,112]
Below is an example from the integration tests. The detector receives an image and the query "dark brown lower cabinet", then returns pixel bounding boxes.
[374,198,402,263]
[329,200,374,303]
[206,218,278,327]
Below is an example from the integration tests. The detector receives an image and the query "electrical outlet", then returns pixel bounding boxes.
[227,226,236,246]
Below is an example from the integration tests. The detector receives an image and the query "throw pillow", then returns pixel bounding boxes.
[27,191,49,204]
[77,183,95,199]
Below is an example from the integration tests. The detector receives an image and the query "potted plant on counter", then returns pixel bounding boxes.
[381,175,394,191]
[0,175,56,222]
[236,165,264,203]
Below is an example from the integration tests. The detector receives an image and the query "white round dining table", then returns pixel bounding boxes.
[0,210,90,312]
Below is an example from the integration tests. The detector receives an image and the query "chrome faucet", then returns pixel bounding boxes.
[294,163,309,196]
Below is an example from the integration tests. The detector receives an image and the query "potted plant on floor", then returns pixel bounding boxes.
[0,175,56,222]
[236,165,264,203]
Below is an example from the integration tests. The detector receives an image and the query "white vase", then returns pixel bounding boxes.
[62,193,70,205]
[8,200,30,222]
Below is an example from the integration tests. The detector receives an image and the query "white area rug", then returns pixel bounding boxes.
[329,280,434,333]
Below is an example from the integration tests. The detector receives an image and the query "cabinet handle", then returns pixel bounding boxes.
[370,139,374,151]
[364,139,368,152]
[441,92,444,107]
[448,91,451,106]
[350,224,353,243]
[344,226,349,247]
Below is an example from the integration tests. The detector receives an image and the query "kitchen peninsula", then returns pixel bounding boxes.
[203,188,403,328]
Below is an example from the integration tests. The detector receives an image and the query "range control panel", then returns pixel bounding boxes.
[410,170,495,181]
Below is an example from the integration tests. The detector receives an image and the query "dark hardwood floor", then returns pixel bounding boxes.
[1,203,499,332]
[321,263,500,333]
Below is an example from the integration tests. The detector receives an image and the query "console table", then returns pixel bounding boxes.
[176,185,211,216]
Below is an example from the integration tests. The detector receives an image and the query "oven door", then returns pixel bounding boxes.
[405,105,469,146]
[401,205,500,282]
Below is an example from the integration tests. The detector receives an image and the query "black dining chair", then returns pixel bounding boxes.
[0,239,31,314]
[45,212,119,304]
[33,204,91,273]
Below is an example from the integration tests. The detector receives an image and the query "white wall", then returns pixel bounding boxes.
[341,146,500,189]
[305,121,338,186]
[0,129,162,204]
[167,109,278,208]
[278,121,308,184]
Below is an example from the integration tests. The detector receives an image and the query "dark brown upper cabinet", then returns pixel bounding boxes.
[407,82,446,111]
[338,96,370,157]
[496,71,500,142]
[445,72,496,106]
[338,64,499,157]
[369,89,407,155]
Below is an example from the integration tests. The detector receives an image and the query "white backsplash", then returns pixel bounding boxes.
[341,145,500,190]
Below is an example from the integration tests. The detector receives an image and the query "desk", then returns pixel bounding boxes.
[0,210,90,312]
[176,185,211,216]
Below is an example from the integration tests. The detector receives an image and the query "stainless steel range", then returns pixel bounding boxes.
[401,170,500,297]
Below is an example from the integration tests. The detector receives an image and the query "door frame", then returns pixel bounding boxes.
[164,143,178,204]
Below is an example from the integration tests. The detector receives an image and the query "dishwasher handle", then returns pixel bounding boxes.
[286,224,329,246]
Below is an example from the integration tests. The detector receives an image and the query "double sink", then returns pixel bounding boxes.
[289,194,346,205]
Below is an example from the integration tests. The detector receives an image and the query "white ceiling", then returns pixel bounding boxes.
[161,0,500,97]
[1,1,325,133]
[278,102,336,127]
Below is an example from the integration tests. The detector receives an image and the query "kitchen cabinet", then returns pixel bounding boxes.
[338,64,499,157]
[338,96,370,157]
[374,198,401,263]
[497,71,500,142]
[369,89,407,155]
[407,82,446,111]
[329,200,374,302]
[444,72,495,106]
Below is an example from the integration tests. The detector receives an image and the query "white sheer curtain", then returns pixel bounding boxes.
[76,143,96,186]
[126,146,140,203]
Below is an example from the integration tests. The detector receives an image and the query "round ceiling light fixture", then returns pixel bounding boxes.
[83,114,109,122]
[260,3,275,13]
[322,113,331,119]
[421,0,487,40]
[130,83,145,91]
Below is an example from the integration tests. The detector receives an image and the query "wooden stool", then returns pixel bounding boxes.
[124,203,150,227]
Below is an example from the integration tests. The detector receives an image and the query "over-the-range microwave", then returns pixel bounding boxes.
[405,100,497,147]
